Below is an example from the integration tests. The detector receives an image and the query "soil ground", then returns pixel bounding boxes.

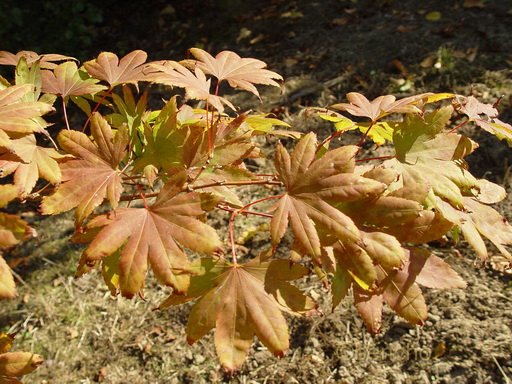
[1,1,512,383]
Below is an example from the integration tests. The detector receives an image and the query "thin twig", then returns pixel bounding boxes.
[356,155,395,163]
[62,98,70,130]
[492,355,510,384]
[82,89,113,132]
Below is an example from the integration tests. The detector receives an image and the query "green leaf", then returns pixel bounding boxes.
[15,57,42,102]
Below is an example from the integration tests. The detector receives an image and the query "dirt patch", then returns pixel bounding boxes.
[1,1,512,383]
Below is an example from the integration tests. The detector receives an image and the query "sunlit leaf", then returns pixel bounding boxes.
[331,92,427,121]
[0,85,53,135]
[271,133,385,261]
[41,112,128,223]
[160,257,312,371]
[147,61,235,112]
[84,50,150,87]
[0,134,66,197]
[0,50,75,69]
[0,213,34,248]
[0,256,16,299]
[41,61,107,98]
[0,352,43,377]
[183,48,283,98]
[81,176,221,298]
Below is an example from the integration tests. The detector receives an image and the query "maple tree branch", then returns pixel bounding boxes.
[448,118,469,134]
[357,121,375,147]
[218,205,273,219]
[226,193,282,265]
[228,210,238,264]
[82,88,113,132]
[356,155,395,163]
[316,129,351,153]
[118,178,283,202]
[189,178,283,190]
[62,98,70,130]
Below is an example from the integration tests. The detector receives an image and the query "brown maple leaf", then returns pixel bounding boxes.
[84,50,150,87]
[147,61,235,112]
[0,50,75,69]
[41,61,107,98]
[270,133,386,261]
[0,255,16,299]
[0,85,54,136]
[81,177,222,298]
[0,134,67,197]
[41,113,128,223]
[159,257,314,371]
[331,92,427,121]
[183,48,283,98]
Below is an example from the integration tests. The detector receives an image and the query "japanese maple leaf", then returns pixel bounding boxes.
[0,255,16,299]
[453,95,512,145]
[331,92,428,121]
[0,134,66,197]
[0,85,53,136]
[41,112,128,223]
[387,108,478,208]
[41,61,107,98]
[437,197,512,261]
[0,351,43,378]
[270,133,386,262]
[158,257,314,371]
[147,61,234,112]
[183,48,283,98]
[348,247,465,333]
[84,50,150,87]
[80,178,222,298]
[0,50,75,69]
[0,185,18,208]
[0,212,35,249]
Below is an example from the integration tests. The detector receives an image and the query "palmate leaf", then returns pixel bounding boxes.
[0,134,66,197]
[270,133,386,262]
[159,257,314,371]
[0,213,34,249]
[147,61,235,112]
[330,92,428,122]
[183,48,283,98]
[454,95,512,145]
[318,112,394,145]
[387,108,478,208]
[0,85,53,137]
[437,197,512,261]
[0,185,18,208]
[41,113,128,223]
[0,256,16,299]
[331,246,465,333]
[84,50,150,87]
[0,50,75,69]
[80,176,222,298]
[41,61,107,98]
[0,351,43,378]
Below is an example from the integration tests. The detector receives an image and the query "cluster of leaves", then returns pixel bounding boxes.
[0,48,511,373]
